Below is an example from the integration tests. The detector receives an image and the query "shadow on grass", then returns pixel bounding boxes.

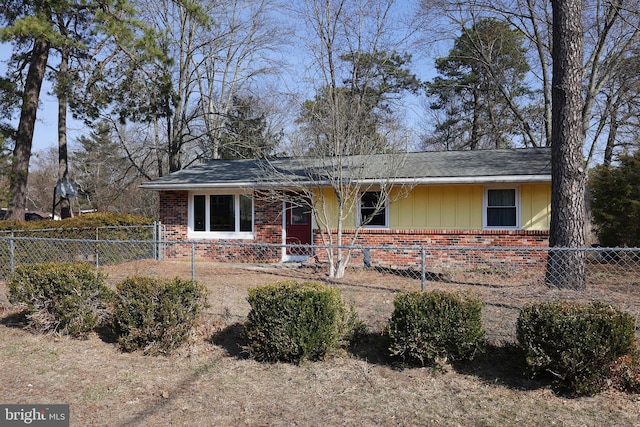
[206,323,551,393]
[348,331,395,366]
[0,309,29,329]
[1,308,120,345]
[95,322,118,344]
[349,331,552,391]
[451,343,551,391]
[372,266,447,283]
[209,322,248,359]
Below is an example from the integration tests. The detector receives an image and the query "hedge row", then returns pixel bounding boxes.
[0,212,154,232]
[7,264,639,396]
[0,214,157,278]
[244,282,639,396]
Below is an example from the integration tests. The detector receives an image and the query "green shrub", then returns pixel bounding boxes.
[516,301,637,396]
[7,262,114,338]
[387,290,485,366]
[589,151,640,247]
[0,212,153,233]
[113,276,208,355]
[243,280,363,363]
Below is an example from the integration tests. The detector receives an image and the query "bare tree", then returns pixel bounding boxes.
[194,0,288,160]
[261,150,413,279]
[259,0,419,278]
[26,147,59,214]
[89,0,288,177]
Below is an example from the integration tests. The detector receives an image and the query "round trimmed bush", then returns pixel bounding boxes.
[7,261,114,338]
[243,280,362,363]
[387,290,485,366]
[113,276,208,355]
[516,301,637,396]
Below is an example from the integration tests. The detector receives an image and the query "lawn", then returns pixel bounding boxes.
[1,260,639,426]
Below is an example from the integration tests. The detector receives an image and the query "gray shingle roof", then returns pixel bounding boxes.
[141,147,551,190]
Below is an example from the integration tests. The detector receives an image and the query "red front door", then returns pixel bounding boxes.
[285,198,312,256]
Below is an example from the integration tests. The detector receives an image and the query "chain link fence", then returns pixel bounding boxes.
[0,224,157,240]
[1,235,638,343]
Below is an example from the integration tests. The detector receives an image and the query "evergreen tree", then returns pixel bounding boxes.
[218,96,281,159]
[0,0,148,219]
[589,151,640,247]
[547,0,587,289]
[425,18,534,150]
[300,50,420,156]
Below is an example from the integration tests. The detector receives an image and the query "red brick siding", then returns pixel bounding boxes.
[158,191,282,262]
[312,228,549,270]
[159,191,189,241]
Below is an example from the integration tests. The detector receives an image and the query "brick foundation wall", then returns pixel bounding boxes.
[159,191,189,241]
[312,228,550,271]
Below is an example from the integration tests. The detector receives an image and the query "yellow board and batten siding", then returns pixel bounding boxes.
[316,183,551,231]
[520,183,551,231]
[390,185,483,229]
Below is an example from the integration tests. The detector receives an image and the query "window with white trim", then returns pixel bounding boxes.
[484,187,519,228]
[189,192,254,238]
[359,191,388,228]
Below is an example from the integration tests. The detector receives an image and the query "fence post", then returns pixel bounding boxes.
[158,221,164,261]
[153,221,158,261]
[191,242,196,281]
[10,231,15,274]
[95,241,100,270]
[421,247,426,291]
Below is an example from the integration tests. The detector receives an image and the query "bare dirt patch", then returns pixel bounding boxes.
[1,259,639,426]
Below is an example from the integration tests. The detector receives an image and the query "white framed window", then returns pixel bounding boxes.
[359,191,388,228]
[483,186,520,229]
[189,191,254,239]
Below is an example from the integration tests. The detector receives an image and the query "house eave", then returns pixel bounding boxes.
[140,174,551,191]
[140,181,262,191]
[355,174,551,185]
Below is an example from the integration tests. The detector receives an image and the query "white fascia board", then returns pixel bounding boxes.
[141,174,551,190]
[140,181,261,190]
[351,175,551,185]
[140,180,316,191]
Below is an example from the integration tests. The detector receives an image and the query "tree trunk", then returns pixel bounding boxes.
[8,38,50,221]
[547,0,587,289]
[58,46,72,219]
[603,100,619,167]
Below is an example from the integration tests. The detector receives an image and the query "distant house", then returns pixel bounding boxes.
[142,148,551,264]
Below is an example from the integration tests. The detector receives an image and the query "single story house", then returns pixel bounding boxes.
[141,147,551,265]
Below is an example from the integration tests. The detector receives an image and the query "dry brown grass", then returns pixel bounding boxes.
[1,259,639,426]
